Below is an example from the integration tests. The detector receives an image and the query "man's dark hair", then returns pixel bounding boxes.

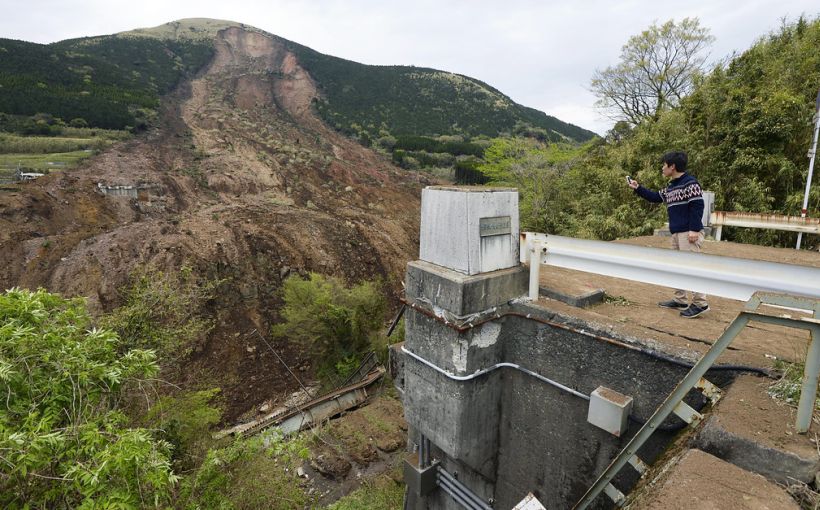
[661,151,688,172]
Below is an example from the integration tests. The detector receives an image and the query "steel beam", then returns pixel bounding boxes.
[573,314,752,509]
[798,332,820,434]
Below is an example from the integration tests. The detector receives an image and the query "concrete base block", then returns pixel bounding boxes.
[406,260,528,316]
[539,286,605,308]
[692,415,820,484]
[404,456,438,497]
[629,449,799,509]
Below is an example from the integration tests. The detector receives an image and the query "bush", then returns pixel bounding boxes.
[179,430,311,509]
[327,471,405,510]
[143,389,223,472]
[101,266,220,361]
[271,273,386,384]
[0,288,176,508]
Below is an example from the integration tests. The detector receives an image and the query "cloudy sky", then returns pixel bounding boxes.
[1,0,817,135]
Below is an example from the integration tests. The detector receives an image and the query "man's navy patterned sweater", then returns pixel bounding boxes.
[635,173,704,234]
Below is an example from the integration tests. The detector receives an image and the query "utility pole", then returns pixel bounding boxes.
[797,88,820,249]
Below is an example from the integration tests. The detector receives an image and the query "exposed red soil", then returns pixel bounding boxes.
[0,26,430,421]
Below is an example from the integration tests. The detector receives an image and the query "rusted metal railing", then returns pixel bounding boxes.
[710,211,820,241]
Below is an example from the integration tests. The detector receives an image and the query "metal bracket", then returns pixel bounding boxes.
[744,291,820,316]
[404,457,439,497]
[627,455,649,475]
[672,401,704,425]
[603,483,626,506]
[695,377,722,405]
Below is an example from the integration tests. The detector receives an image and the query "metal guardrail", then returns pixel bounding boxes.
[573,292,820,509]
[521,232,820,302]
[710,211,820,241]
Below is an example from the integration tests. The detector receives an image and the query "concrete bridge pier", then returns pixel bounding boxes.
[402,186,527,509]
[399,187,693,509]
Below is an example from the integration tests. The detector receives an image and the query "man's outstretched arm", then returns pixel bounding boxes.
[628,179,663,203]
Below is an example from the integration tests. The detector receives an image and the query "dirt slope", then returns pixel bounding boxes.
[0,26,427,420]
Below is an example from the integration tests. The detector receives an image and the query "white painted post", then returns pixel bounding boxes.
[715,225,723,241]
[797,89,820,250]
[797,327,820,433]
[529,242,542,301]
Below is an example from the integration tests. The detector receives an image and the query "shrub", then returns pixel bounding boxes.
[0,288,176,508]
[179,430,311,509]
[101,265,220,361]
[271,273,386,384]
[143,389,223,471]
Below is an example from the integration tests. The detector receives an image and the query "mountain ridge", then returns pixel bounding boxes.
[0,18,597,141]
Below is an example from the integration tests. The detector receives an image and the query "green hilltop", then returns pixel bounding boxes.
[0,18,596,141]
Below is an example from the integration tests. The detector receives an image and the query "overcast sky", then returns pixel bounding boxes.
[1,0,818,135]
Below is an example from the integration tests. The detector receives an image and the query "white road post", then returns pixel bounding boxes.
[797,88,820,249]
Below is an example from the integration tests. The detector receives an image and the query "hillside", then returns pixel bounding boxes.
[0,23,426,422]
[281,42,596,141]
[0,18,596,141]
[0,33,214,129]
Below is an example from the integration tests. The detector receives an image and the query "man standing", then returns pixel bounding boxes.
[628,151,709,318]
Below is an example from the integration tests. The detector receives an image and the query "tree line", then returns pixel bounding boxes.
[0,35,213,130]
[480,16,820,248]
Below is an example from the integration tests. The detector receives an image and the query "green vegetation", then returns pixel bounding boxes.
[0,288,176,508]
[285,38,597,142]
[591,18,714,124]
[0,132,127,154]
[0,118,131,178]
[142,389,223,472]
[0,276,402,508]
[769,360,820,412]
[0,151,93,173]
[0,33,213,130]
[101,266,220,361]
[327,471,405,510]
[272,273,387,386]
[479,16,820,248]
[179,430,312,509]
[603,294,634,307]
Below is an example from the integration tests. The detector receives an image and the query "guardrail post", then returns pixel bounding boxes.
[529,241,542,301]
[797,331,820,433]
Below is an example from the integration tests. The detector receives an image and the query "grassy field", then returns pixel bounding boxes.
[0,151,96,171]
[0,131,129,154]
[0,130,130,180]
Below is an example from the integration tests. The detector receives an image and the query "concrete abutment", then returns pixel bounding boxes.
[395,186,814,509]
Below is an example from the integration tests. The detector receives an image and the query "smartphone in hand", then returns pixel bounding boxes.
[625,176,634,185]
